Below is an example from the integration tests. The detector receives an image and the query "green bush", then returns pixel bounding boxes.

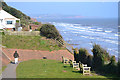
[87,55,93,67]
[74,48,93,67]
[92,44,110,70]
[118,61,120,75]
[74,48,79,62]
[79,48,93,67]
[34,22,39,25]
[40,24,63,46]
[109,56,116,66]
[103,56,117,74]
[29,26,32,29]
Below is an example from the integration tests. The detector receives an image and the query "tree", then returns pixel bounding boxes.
[118,61,120,75]
[109,56,116,66]
[79,48,93,67]
[92,44,110,70]
[40,24,63,46]
[74,48,93,67]
[74,48,79,62]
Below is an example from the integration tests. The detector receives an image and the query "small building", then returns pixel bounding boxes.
[0,7,20,30]
[29,24,40,31]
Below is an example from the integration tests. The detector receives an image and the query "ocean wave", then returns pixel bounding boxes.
[52,22,118,45]
[114,34,118,36]
[96,29,103,32]
[89,28,96,31]
[88,27,91,28]
[97,28,103,30]
[104,30,112,33]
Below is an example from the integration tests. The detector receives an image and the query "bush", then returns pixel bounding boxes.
[109,56,116,66]
[34,22,39,25]
[118,61,120,75]
[74,48,93,67]
[92,44,110,70]
[87,55,93,67]
[40,24,63,46]
[103,56,117,74]
[74,48,79,62]
[30,26,32,29]
[79,48,93,67]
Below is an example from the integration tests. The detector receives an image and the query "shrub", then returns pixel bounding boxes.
[74,48,79,62]
[92,44,110,70]
[79,48,93,67]
[40,24,63,46]
[74,48,93,67]
[87,55,93,67]
[103,56,117,74]
[109,56,116,66]
[118,61,120,75]
[34,22,39,25]
[30,26,32,29]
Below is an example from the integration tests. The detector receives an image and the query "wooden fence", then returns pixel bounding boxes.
[4,31,40,36]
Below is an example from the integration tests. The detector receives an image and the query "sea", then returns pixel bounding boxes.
[38,18,118,59]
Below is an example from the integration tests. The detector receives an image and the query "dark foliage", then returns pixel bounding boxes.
[74,48,93,67]
[103,56,117,74]
[34,22,39,25]
[92,44,110,70]
[74,48,79,63]
[40,24,63,46]
[118,61,120,76]
[30,26,32,29]
[2,2,31,25]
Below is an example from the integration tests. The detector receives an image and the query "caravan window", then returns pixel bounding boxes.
[7,21,13,24]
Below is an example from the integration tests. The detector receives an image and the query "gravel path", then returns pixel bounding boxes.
[2,62,19,78]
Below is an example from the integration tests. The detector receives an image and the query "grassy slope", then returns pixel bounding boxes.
[16,59,109,78]
[2,35,65,51]
[0,66,7,74]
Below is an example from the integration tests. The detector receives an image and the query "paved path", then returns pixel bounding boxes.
[2,62,20,78]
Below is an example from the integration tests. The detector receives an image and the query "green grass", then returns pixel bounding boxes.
[0,29,3,31]
[16,59,110,78]
[2,35,65,51]
[2,66,7,71]
[0,66,7,74]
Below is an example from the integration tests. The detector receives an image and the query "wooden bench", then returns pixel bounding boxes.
[83,67,91,75]
[73,63,80,70]
[69,60,76,67]
[79,63,91,75]
[72,61,76,64]
[82,64,87,67]
[62,56,70,64]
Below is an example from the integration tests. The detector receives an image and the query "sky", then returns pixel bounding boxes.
[6,2,118,18]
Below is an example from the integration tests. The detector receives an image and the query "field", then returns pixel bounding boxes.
[2,35,65,51]
[16,59,110,79]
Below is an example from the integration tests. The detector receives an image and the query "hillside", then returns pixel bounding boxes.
[2,2,31,25]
